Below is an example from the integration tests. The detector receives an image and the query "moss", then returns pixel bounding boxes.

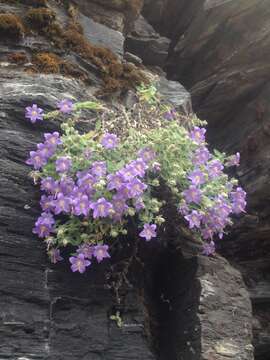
[0,13,25,39]
[8,52,28,64]
[32,52,61,73]
[62,26,147,92]
[31,51,89,81]
[24,8,55,31]
[18,6,147,93]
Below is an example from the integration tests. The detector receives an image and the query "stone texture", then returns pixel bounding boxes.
[0,71,155,360]
[79,12,124,56]
[157,76,192,114]
[0,0,258,359]
[125,15,170,67]
[142,1,270,358]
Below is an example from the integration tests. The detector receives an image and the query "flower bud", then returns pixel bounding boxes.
[155,216,165,225]
[168,179,176,186]
[128,208,136,216]
[151,179,160,186]
[110,230,118,238]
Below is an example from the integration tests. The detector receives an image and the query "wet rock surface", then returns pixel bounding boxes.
[142,0,270,358]
[0,0,266,359]
[125,15,170,67]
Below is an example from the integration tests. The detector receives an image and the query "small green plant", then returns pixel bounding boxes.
[110,311,123,328]
[25,87,246,273]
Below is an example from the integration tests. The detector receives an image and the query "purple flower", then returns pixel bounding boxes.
[201,227,214,240]
[184,210,202,229]
[49,248,63,264]
[139,223,157,241]
[230,187,247,214]
[54,193,71,214]
[119,165,136,182]
[77,174,96,192]
[134,197,145,211]
[70,186,86,199]
[164,108,177,121]
[57,99,74,114]
[69,253,91,273]
[91,161,106,177]
[116,184,131,200]
[189,127,206,144]
[73,195,90,216]
[183,186,202,204]
[138,147,156,163]
[127,178,147,198]
[55,157,72,173]
[26,151,47,169]
[188,169,206,186]
[207,160,224,178]
[44,132,62,147]
[130,158,148,177]
[33,212,55,238]
[40,194,55,212]
[213,201,232,219]
[226,152,240,167]
[93,244,110,263]
[90,198,113,218]
[60,177,75,195]
[192,147,210,165]
[25,104,44,123]
[41,177,57,193]
[178,202,189,216]
[77,244,95,259]
[202,241,215,256]
[101,133,119,149]
[107,173,124,191]
[112,196,128,215]
[37,143,55,159]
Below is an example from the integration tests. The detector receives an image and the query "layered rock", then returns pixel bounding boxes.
[0,0,258,359]
[142,1,270,358]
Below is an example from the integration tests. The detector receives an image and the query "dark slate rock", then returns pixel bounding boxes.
[125,15,170,67]
[157,76,192,114]
[79,13,124,56]
[0,69,253,360]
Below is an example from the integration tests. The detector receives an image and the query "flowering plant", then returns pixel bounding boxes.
[25,87,246,274]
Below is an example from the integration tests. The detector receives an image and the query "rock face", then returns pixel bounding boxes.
[142,0,270,359]
[0,0,260,359]
[125,15,170,67]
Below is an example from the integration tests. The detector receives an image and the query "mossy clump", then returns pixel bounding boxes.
[0,13,25,40]
[31,52,88,81]
[24,8,55,31]
[62,27,148,93]
[32,52,61,73]
[8,52,28,64]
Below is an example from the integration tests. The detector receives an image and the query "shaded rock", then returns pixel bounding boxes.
[142,1,270,358]
[124,51,143,65]
[73,0,125,32]
[0,70,155,360]
[125,15,170,67]
[157,76,192,114]
[144,244,253,360]
[79,12,124,56]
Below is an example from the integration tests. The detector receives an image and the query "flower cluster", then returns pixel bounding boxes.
[178,128,246,254]
[26,94,246,274]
